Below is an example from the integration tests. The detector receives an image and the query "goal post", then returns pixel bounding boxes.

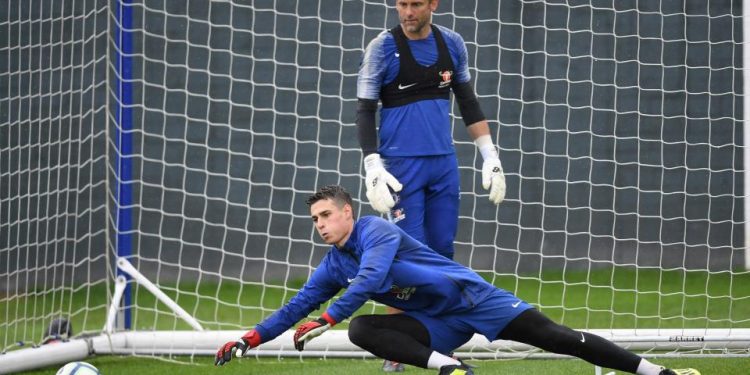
[112,0,135,332]
[1,0,750,373]
[745,0,750,272]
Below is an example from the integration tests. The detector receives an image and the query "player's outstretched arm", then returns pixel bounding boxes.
[214,329,261,366]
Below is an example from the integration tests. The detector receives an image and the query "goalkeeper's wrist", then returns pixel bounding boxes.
[319,311,337,327]
[474,134,499,160]
[363,153,384,172]
[241,329,262,348]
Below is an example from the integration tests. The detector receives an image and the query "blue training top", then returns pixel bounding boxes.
[253,216,496,343]
[357,25,472,157]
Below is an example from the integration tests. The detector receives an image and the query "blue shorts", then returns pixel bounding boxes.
[385,154,460,259]
[404,289,534,354]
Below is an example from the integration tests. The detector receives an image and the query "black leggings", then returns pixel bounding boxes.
[499,309,641,373]
[348,309,642,373]
[348,314,433,368]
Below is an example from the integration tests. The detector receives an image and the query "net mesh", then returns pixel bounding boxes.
[1,0,748,359]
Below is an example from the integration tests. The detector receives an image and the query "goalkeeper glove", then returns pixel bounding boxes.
[215,329,261,366]
[475,135,506,205]
[364,153,402,213]
[293,312,336,351]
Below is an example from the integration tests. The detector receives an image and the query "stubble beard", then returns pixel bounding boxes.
[402,18,428,36]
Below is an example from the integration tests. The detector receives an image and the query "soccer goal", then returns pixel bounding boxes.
[1,1,749,373]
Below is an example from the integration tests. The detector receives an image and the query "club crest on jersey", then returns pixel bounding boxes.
[439,70,452,88]
[390,208,405,223]
[390,285,416,300]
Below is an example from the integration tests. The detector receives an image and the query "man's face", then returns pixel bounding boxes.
[396,0,438,38]
[310,198,353,247]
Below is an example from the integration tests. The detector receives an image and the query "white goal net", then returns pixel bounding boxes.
[1,0,749,372]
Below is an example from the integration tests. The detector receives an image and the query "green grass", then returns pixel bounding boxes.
[485,268,750,329]
[3,267,750,373]
[16,356,750,374]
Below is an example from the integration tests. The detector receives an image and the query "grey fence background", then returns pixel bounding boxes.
[1,0,745,291]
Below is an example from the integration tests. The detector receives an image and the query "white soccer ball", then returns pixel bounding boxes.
[56,361,100,375]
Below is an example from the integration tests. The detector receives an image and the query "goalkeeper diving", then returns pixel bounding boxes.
[215,185,700,375]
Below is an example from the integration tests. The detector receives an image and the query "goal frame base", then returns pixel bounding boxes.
[1,329,748,374]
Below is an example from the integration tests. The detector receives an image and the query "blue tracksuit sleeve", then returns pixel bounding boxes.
[357,31,389,100]
[325,219,399,323]
[446,27,472,84]
[253,259,341,342]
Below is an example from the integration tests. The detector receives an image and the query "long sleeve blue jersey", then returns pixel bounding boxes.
[253,216,496,343]
[357,25,472,157]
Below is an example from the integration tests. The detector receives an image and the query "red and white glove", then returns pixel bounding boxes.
[475,135,505,205]
[293,312,336,351]
[215,329,261,366]
[364,154,402,213]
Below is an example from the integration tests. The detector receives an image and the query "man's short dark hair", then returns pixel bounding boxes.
[306,185,354,208]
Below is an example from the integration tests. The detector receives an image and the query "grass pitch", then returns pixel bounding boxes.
[16,356,750,374]
[3,267,750,374]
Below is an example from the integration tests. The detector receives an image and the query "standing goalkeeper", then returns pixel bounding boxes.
[216,185,699,375]
[357,0,504,261]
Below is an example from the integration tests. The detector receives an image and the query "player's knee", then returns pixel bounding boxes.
[347,316,370,347]
[429,242,454,260]
[424,234,454,259]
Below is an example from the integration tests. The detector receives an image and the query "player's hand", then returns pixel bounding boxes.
[363,154,402,213]
[482,156,505,205]
[293,312,336,351]
[215,329,261,366]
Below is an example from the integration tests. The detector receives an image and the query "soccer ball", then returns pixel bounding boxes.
[56,361,100,375]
